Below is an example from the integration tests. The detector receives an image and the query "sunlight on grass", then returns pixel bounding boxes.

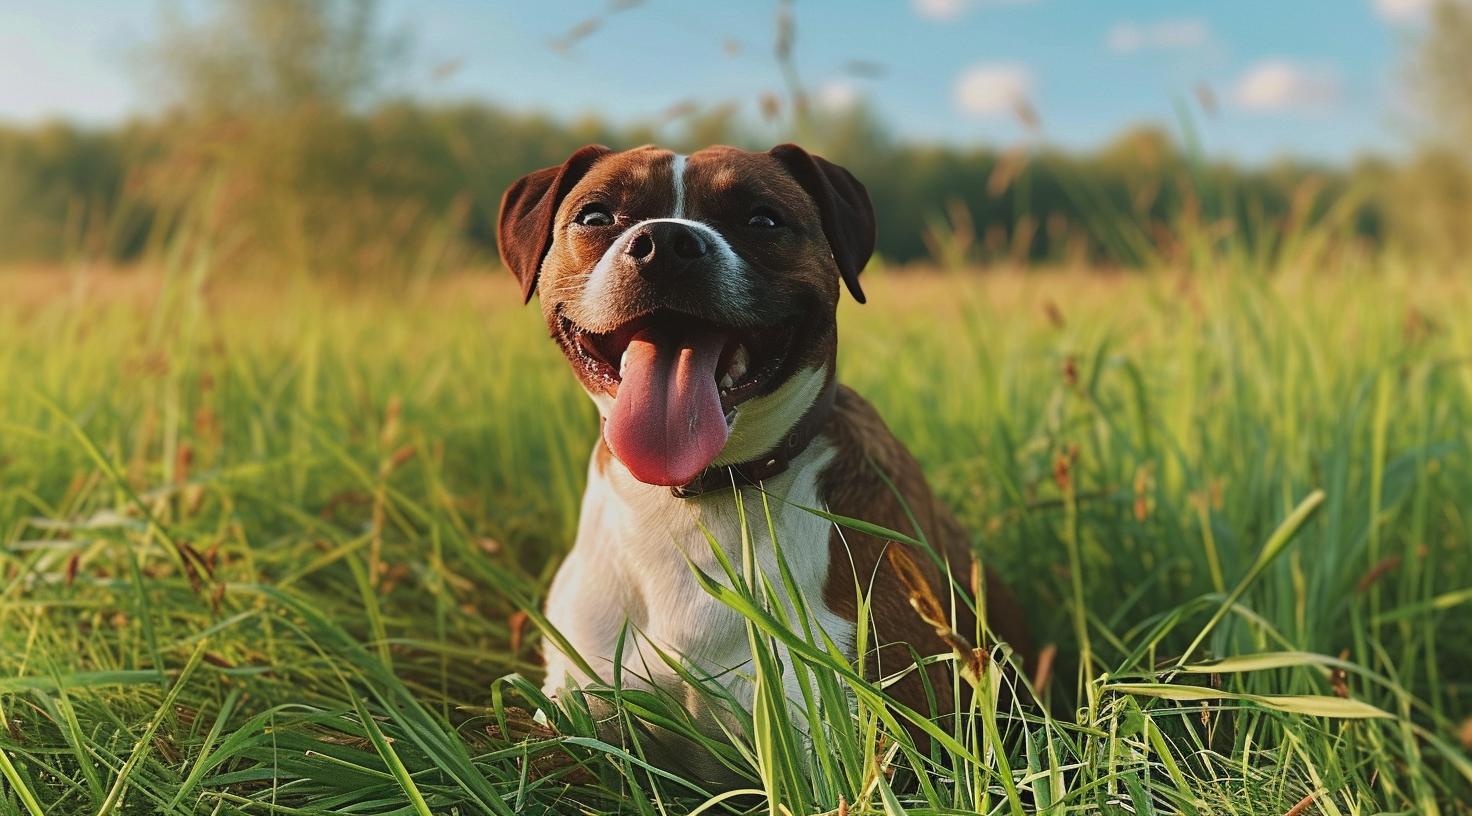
[1,251,1470,813]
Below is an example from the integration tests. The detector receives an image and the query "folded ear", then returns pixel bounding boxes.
[768,143,876,303]
[497,144,613,303]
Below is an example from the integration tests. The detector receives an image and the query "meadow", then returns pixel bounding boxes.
[1,249,1470,814]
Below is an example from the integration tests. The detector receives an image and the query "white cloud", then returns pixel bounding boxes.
[1106,19,1211,54]
[1372,0,1433,22]
[814,80,861,113]
[954,63,1032,118]
[912,0,1038,22]
[913,0,967,20]
[1231,60,1342,113]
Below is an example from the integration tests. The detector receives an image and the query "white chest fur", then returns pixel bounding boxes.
[541,438,855,715]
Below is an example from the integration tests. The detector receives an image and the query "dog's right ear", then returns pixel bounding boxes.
[497,144,613,303]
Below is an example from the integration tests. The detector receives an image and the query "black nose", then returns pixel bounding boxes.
[624,221,708,279]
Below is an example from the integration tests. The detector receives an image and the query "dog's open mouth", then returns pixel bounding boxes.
[558,310,797,486]
[561,311,794,408]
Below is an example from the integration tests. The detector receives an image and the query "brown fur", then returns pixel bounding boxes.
[498,143,1031,750]
[819,387,1033,721]
[533,146,847,397]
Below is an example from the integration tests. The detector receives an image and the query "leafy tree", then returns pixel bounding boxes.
[138,0,405,118]
[1395,0,1472,256]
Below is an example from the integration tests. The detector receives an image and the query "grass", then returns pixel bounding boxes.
[1,251,1470,814]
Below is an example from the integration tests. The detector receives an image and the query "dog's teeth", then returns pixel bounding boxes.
[718,373,734,390]
[728,345,750,382]
[619,347,631,376]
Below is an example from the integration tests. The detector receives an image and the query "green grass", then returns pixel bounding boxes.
[1,253,1470,814]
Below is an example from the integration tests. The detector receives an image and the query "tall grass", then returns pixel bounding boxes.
[1,244,1469,813]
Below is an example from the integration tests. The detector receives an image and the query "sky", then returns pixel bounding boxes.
[0,0,1438,163]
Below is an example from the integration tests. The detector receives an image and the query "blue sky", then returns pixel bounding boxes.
[0,0,1434,163]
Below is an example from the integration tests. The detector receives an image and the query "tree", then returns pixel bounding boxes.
[128,0,418,277]
[1399,0,1472,257]
[138,0,405,119]
[1412,0,1472,162]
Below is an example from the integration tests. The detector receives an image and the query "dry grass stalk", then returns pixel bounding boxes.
[988,146,1030,199]
[1033,643,1057,693]
[885,545,984,687]
[1356,555,1402,593]
[1283,792,1318,816]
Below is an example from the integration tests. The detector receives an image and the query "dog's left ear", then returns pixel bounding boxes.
[498,144,613,303]
[769,143,876,303]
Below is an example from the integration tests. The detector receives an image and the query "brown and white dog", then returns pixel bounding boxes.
[498,144,1030,777]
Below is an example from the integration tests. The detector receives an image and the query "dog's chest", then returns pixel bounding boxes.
[542,441,854,698]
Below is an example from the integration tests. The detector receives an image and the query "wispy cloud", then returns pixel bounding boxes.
[814,80,861,113]
[1231,60,1342,113]
[912,0,1037,23]
[1372,0,1433,23]
[1106,19,1211,55]
[954,63,1032,118]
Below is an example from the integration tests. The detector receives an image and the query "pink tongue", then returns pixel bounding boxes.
[605,326,730,486]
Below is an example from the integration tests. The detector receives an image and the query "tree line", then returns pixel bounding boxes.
[2,0,1467,277]
[0,104,1405,276]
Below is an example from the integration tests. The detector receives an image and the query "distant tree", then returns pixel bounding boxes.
[1412,0,1472,161]
[138,0,406,119]
[1398,0,1472,257]
[129,0,419,277]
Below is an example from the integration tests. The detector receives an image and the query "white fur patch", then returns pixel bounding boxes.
[714,366,827,465]
[542,439,854,725]
[671,153,688,218]
[579,217,754,315]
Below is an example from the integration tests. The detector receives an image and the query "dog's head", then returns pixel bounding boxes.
[498,144,874,487]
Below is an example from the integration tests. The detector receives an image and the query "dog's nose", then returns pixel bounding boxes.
[624,221,708,280]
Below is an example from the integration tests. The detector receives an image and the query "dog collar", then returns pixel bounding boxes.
[670,377,838,499]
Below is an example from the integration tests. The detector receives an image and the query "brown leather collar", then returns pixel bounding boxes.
[670,377,838,499]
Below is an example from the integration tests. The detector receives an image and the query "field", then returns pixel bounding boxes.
[1,255,1470,815]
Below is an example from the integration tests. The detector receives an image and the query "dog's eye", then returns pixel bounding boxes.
[576,204,614,227]
[747,207,782,229]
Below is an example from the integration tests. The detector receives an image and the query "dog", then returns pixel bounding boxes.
[497,143,1031,781]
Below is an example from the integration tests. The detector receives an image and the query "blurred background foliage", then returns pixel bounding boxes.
[0,0,1469,279]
